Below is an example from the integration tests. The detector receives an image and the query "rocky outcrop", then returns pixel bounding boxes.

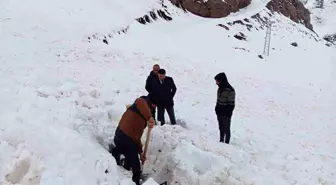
[291,42,298,47]
[266,0,313,30]
[323,34,336,45]
[136,9,172,25]
[169,0,251,18]
[234,32,247,40]
[216,10,319,42]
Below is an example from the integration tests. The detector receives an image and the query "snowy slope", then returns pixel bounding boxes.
[307,0,336,36]
[1,0,335,185]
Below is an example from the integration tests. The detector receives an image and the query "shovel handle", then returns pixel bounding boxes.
[142,126,152,165]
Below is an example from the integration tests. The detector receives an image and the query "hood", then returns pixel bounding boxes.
[214,72,233,89]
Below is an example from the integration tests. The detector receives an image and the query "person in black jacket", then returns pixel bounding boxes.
[150,69,177,126]
[145,64,160,120]
[214,72,235,144]
[145,64,160,93]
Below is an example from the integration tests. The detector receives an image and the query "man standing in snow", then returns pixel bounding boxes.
[145,64,160,119]
[214,72,235,144]
[149,69,177,126]
[145,64,160,93]
[110,95,155,185]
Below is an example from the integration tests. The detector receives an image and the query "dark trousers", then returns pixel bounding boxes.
[217,116,231,144]
[112,127,141,185]
[157,106,176,126]
[151,107,156,121]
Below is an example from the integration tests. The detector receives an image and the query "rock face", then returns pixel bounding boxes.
[169,0,251,18]
[266,0,313,30]
[234,32,247,40]
[323,34,336,44]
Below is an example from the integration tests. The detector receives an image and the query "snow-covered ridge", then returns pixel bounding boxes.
[89,0,326,48]
[0,0,162,45]
[1,0,335,185]
[308,0,336,46]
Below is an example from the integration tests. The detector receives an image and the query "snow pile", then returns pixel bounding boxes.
[143,119,336,185]
[1,0,335,185]
[2,150,44,185]
[0,105,118,184]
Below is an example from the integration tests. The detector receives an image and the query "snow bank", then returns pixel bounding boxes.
[143,122,336,185]
[1,0,335,185]
[0,107,118,185]
[2,149,44,185]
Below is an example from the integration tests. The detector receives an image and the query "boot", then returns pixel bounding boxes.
[120,158,131,171]
[110,146,121,166]
[132,173,141,185]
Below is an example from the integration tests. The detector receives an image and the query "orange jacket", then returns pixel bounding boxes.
[118,97,152,153]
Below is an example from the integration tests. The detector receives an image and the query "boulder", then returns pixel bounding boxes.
[169,0,251,18]
[291,42,298,47]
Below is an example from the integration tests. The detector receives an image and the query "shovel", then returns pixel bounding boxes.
[139,126,152,182]
[140,124,168,185]
[142,126,152,165]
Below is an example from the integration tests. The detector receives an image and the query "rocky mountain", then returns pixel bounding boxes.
[169,0,252,18]
[168,0,314,31]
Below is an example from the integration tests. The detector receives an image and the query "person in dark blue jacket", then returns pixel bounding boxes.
[214,72,236,144]
[149,69,177,126]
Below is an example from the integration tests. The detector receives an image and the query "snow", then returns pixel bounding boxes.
[307,0,336,36]
[0,0,335,185]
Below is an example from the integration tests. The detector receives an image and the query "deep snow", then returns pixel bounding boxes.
[0,0,335,185]
[307,0,336,36]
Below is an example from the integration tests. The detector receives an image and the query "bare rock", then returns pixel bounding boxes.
[323,34,336,44]
[217,24,230,30]
[103,39,108,45]
[266,0,313,30]
[291,42,298,47]
[169,0,251,18]
[227,19,253,31]
[234,32,247,40]
[234,47,250,52]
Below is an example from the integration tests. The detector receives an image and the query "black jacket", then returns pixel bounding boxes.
[145,71,157,93]
[149,76,177,108]
[214,73,235,117]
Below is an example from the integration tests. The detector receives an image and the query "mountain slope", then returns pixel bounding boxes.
[0,0,335,185]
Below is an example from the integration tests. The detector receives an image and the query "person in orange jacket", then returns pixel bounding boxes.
[109,95,155,185]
